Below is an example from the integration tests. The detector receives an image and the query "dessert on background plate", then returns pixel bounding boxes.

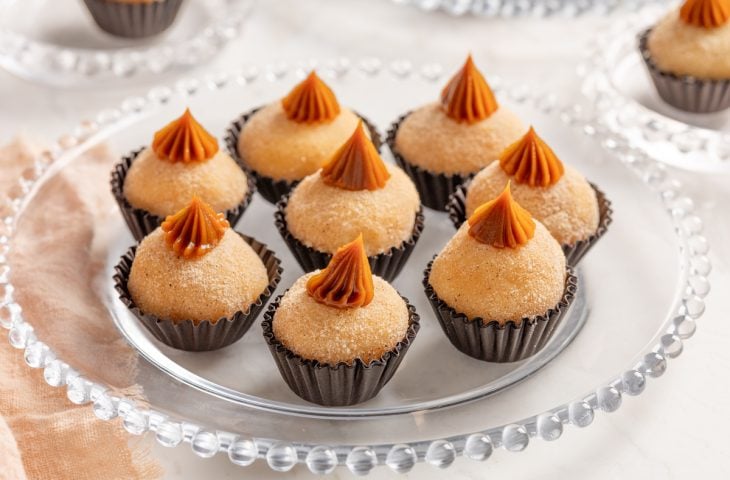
[275,121,424,281]
[425,183,577,362]
[114,196,281,351]
[387,54,526,211]
[262,235,420,406]
[82,0,185,38]
[447,126,612,266]
[226,71,381,204]
[111,108,254,241]
[639,0,730,112]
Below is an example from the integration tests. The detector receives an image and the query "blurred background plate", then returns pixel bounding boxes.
[390,0,660,17]
[0,0,254,87]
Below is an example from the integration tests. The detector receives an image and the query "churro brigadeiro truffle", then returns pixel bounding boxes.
[394,55,526,176]
[273,235,410,365]
[237,71,366,183]
[285,122,420,256]
[648,0,730,80]
[430,183,566,323]
[123,109,249,218]
[128,196,268,323]
[465,127,599,246]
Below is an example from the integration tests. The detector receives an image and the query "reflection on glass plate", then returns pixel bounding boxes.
[1,58,710,474]
[0,0,252,87]
[391,0,660,17]
[582,4,730,172]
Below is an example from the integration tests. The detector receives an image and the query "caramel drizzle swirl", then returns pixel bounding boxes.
[499,126,565,188]
[161,196,229,259]
[440,54,499,123]
[281,71,341,123]
[320,121,390,191]
[152,109,219,163]
[467,182,536,248]
[306,234,375,308]
[680,0,730,28]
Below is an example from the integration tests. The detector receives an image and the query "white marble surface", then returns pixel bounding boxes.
[1,0,729,478]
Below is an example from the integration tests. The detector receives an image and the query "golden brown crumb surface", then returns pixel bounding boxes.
[429,222,566,323]
[273,273,409,365]
[238,103,363,181]
[466,162,599,245]
[648,9,730,79]
[285,164,420,256]
[394,102,526,175]
[128,229,268,324]
[123,148,248,218]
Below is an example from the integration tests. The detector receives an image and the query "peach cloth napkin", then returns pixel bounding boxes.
[0,138,161,480]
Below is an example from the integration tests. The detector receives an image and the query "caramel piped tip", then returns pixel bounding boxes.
[680,0,730,28]
[467,182,536,249]
[281,70,341,123]
[160,195,229,259]
[440,54,499,124]
[320,121,390,191]
[306,233,375,309]
[152,108,219,163]
[499,126,564,188]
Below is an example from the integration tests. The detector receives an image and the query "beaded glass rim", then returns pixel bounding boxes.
[0,58,711,475]
[0,0,253,85]
[580,3,730,172]
[390,0,661,17]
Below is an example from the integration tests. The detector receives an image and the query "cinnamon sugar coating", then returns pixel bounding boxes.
[429,222,566,323]
[238,102,363,181]
[394,102,525,175]
[466,161,599,245]
[128,229,268,324]
[273,273,409,365]
[285,164,420,256]
[123,147,248,217]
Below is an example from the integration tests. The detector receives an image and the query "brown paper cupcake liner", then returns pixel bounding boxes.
[261,295,420,406]
[446,182,613,267]
[386,113,473,212]
[110,147,256,242]
[113,234,282,352]
[639,29,730,113]
[224,108,383,205]
[82,0,183,38]
[274,194,425,282]
[424,260,577,363]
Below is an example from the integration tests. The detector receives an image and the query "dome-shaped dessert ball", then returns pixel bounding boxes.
[429,221,566,323]
[128,228,268,323]
[124,148,249,217]
[273,273,409,365]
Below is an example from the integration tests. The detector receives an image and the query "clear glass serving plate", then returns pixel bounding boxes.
[581,4,730,173]
[0,0,253,87]
[390,0,660,17]
[0,58,710,475]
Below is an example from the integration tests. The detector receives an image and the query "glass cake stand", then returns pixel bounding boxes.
[389,0,661,17]
[581,4,730,173]
[0,58,710,475]
[0,0,253,87]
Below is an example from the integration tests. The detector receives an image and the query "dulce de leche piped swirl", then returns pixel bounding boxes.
[161,196,229,259]
[281,71,341,123]
[440,54,499,124]
[680,0,730,28]
[306,234,375,308]
[499,126,565,188]
[320,121,390,191]
[468,182,536,249]
[152,109,219,163]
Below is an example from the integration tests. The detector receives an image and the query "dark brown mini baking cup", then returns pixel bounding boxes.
[639,29,730,113]
[113,234,282,352]
[386,113,473,212]
[274,194,425,282]
[110,147,256,242]
[82,0,184,39]
[224,108,383,205]
[424,260,577,363]
[446,182,613,267]
[261,295,420,406]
